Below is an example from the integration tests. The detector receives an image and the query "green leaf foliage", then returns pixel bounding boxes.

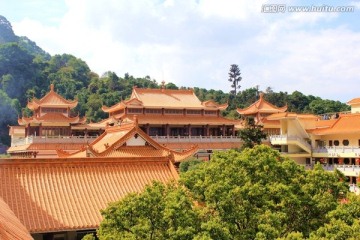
[181,145,349,239]
[98,146,353,239]
[179,157,204,173]
[98,181,202,240]
[238,118,267,149]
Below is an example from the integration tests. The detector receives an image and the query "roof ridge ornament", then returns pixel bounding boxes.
[50,84,54,92]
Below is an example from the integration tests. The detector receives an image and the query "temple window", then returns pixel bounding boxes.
[334,140,339,146]
[42,108,67,113]
[145,109,162,114]
[343,139,349,146]
[186,110,201,115]
[128,108,143,114]
[114,109,124,115]
[205,110,217,115]
[164,109,183,115]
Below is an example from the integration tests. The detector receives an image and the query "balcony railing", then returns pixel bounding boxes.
[313,146,360,155]
[150,135,243,143]
[270,135,311,151]
[303,163,360,176]
[11,135,98,147]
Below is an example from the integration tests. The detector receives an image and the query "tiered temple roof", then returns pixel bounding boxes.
[18,113,85,126]
[102,87,228,113]
[237,93,287,116]
[27,84,78,110]
[18,84,85,126]
[237,93,287,132]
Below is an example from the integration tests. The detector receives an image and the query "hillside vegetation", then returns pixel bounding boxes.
[0,15,350,147]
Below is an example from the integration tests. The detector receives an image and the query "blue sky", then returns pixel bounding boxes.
[1,0,360,102]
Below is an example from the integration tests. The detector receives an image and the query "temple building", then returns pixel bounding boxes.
[7,84,103,158]
[237,93,287,135]
[102,86,242,151]
[56,116,198,162]
[0,118,191,240]
[8,84,243,158]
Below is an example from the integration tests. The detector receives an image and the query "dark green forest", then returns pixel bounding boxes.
[0,15,350,147]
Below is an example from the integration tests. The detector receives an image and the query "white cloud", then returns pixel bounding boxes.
[10,0,360,102]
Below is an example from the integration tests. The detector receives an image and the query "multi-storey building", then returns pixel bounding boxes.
[102,86,242,151]
[269,98,360,185]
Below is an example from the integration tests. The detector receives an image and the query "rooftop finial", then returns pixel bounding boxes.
[50,84,54,91]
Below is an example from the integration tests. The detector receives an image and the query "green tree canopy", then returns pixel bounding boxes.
[228,64,242,96]
[98,182,202,240]
[238,118,267,149]
[97,145,351,239]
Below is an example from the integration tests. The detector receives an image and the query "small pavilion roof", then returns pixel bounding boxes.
[0,197,33,239]
[57,116,198,162]
[27,84,78,110]
[237,93,287,116]
[102,87,228,112]
[0,156,178,233]
[18,113,86,126]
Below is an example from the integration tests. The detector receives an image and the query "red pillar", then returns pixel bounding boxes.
[205,125,209,136]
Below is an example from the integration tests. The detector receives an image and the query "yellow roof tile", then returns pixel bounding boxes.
[237,93,287,115]
[0,158,178,233]
[0,197,33,239]
[103,87,228,112]
[27,84,77,110]
[311,114,360,135]
[347,97,360,105]
[18,113,85,126]
[135,114,238,125]
[58,120,198,162]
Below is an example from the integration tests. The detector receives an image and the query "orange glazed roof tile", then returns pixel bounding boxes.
[18,113,85,126]
[237,93,287,115]
[347,97,360,105]
[27,84,78,110]
[132,88,203,108]
[267,112,319,120]
[0,197,33,240]
[311,114,360,135]
[57,119,198,162]
[314,119,337,129]
[133,114,238,126]
[259,118,281,128]
[102,87,228,112]
[0,158,178,233]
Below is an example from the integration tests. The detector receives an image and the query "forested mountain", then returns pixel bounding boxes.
[0,15,350,148]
